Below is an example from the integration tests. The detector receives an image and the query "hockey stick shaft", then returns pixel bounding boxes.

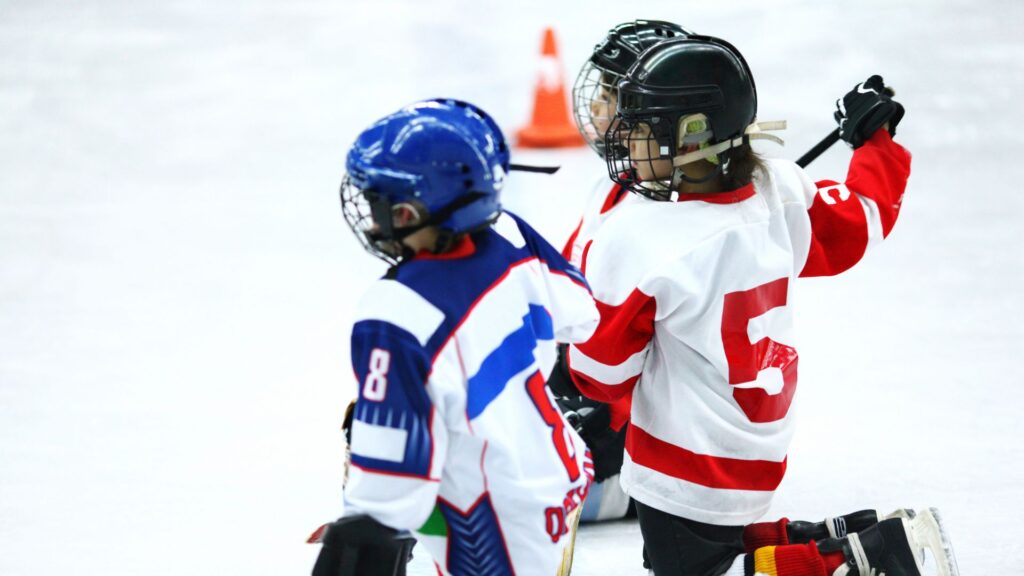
[796,128,840,168]
[509,163,560,174]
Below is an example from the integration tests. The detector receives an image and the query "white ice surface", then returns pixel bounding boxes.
[2,1,1023,575]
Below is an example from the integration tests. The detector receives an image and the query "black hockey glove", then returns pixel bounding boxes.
[548,344,628,481]
[834,75,904,149]
[546,343,581,398]
[311,515,415,576]
[555,395,627,482]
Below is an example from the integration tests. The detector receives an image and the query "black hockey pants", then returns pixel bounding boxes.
[636,501,747,576]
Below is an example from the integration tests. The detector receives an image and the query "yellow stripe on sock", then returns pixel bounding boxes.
[754,546,779,576]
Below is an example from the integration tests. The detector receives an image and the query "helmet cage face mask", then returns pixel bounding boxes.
[606,112,721,201]
[572,62,620,157]
[339,175,428,266]
[572,20,692,158]
[340,172,493,266]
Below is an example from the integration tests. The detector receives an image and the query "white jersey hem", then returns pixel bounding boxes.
[623,482,771,526]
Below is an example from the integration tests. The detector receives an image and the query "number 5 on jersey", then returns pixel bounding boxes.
[721,277,798,423]
[362,348,390,401]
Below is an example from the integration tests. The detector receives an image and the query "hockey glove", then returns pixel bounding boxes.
[834,75,904,149]
[311,515,415,576]
[546,343,582,398]
[556,395,626,482]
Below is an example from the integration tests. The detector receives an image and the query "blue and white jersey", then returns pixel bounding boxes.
[343,212,599,576]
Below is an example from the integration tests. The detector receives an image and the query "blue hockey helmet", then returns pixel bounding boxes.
[341,98,510,264]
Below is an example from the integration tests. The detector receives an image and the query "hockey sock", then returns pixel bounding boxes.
[749,542,844,576]
[743,518,790,552]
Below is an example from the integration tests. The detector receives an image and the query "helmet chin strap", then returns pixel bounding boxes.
[671,160,724,188]
[671,120,787,168]
[366,192,493,262]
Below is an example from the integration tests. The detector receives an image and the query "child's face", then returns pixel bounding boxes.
[627,123,673,182]
[590,85,618,139]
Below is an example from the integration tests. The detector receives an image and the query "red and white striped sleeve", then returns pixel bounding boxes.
[567,288,656,403]
[799,129,912,277]
[565,221,658,403]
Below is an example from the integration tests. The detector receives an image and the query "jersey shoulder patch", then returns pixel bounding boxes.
[355,279,445,347]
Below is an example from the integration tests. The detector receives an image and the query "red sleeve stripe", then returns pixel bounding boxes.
[607,394,633,432]
[568,343,646,388]
[627,424,787,491]
[567,356,640,404]
[845,130,911,238]
[573,288,657,366]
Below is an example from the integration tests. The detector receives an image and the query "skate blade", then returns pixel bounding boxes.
[909,507,960,576]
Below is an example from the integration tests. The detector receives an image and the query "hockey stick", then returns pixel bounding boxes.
[795,129,840,168]
[510,163,561,174]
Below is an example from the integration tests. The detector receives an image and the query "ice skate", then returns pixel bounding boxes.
[829,512,958,576]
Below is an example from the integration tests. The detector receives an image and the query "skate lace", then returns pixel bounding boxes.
[846,533,876,576]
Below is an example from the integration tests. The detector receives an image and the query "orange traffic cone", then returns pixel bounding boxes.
[516,27,585,148]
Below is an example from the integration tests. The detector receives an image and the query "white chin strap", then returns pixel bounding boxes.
[671,120,787,168]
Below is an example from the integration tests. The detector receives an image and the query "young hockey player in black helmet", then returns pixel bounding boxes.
[561,34,960,576]
[563,24,949,572]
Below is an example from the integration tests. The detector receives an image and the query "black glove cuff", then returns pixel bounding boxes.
[321,515,399,549]
[546,343,581,398]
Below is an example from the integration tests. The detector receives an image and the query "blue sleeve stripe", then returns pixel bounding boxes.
[466,304,553,419]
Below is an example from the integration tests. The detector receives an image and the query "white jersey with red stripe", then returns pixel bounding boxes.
[561,174,636,524]
[568,130,912,525]
[562,174,629,269]
[343,212,599,575]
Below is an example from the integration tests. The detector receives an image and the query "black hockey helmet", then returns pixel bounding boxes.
[589,20,694,77]
[572,20,693,156]
[607,35,782,200]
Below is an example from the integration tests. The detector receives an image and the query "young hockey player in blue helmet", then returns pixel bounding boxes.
[560,33,959,576]
[310,98,599,576]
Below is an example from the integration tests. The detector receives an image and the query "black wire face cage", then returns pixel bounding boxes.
[605,114,720,201]
[339,174,405,266]
[572,61,621,158]
[605,116,676,201]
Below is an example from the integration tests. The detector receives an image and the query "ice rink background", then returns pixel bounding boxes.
[2,0,1023,574]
